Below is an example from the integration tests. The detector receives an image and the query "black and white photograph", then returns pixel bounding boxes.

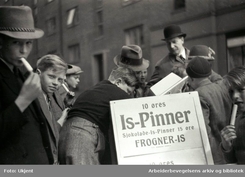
[0,0,245,177]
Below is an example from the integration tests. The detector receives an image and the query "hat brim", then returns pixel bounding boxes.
[67,71,83,75]
[188,56,215,61]
[66,70,84,75]
[0,28,44,39]
[113,55,149,71]
[161,33,186,41]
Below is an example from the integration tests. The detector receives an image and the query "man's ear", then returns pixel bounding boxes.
[36,69,41,75]
[180,36,184,44]
[115,78,123,86]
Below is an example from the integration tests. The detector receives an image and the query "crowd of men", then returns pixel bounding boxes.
[0,6,245,165]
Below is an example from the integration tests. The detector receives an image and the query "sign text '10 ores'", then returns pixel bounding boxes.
[110,92,213,165]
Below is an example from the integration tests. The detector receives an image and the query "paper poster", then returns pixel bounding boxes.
[150,73,188,95]
[110,92,213,165]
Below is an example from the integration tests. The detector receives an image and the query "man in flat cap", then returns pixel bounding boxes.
[0,6,55,164]
[148,24,190,86]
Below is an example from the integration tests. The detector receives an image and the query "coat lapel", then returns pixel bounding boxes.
[54,91,65,110]
[38,94,59,145]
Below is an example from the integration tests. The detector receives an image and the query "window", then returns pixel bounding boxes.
[227,36,245,71]
[122,0,141,6]
[46,17,56,36]
[93,54,104,82]
[67,7,79,27]
[125,25,144,46]
[96,10,104,37]
[68,44,80,63]
[174,0,185,10]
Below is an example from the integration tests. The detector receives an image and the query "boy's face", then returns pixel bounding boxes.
[0,36,33,67]
[66,74,80,89]
[39,68,66,94]
[135,69,148,84]
[230,87,245,112]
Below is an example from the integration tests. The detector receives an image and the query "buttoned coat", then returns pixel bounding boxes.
[38,93,62,163]
[148,47,190,86]
[0,59,54,164]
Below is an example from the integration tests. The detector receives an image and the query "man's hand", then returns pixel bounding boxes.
[57,108,69,126]
[15,72,42,112]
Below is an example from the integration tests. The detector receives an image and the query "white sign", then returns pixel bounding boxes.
[110,92,213,165]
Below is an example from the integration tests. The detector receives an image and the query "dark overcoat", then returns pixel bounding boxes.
[0,59,54,164]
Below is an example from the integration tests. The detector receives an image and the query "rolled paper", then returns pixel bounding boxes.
[230,104,238,125]
[20,58,33,72]
[62,83,70,92]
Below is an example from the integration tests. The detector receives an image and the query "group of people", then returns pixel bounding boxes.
[0,5,244,165]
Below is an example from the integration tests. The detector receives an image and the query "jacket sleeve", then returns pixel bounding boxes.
[220,143,237,163]
[0,101,27,142]
[199,97,212,137]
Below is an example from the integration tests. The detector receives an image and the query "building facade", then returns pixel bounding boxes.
[1,0,245,93]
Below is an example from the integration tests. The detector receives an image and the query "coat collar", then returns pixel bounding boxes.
[169,47,190,64]
[53,91,65,110]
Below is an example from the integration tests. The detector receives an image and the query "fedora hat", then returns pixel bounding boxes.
[162,24,186,41]
[188,45,215,61]
[0,6,44,39]
[113,45,149,71]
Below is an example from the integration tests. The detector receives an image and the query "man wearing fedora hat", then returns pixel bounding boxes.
[186,57,232,164]
[0,6,55,164]
[148,24,190,86]
[114,45,154,97]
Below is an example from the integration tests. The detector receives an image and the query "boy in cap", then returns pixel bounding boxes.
[59,64,83,107]
[114,45,154,97]
[186,57,232,164]
[58,67,138,164]
[0,6,54,164]
[148,24,190,86]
